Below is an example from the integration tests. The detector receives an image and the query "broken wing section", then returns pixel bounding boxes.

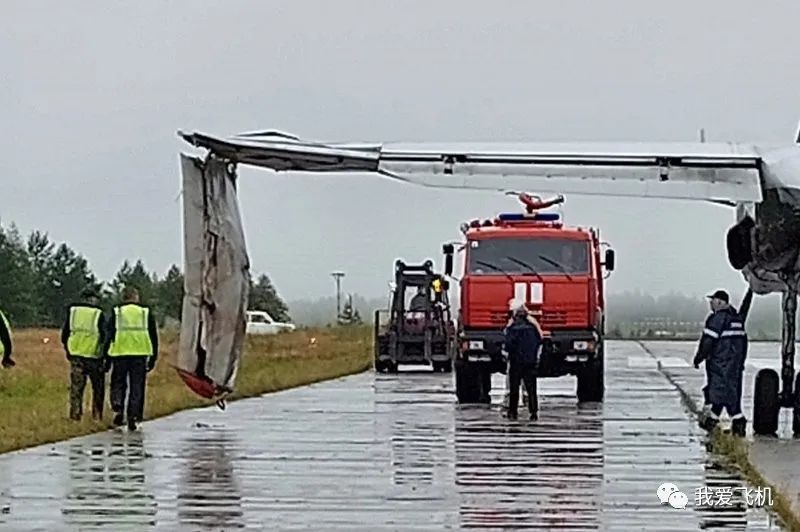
[176,153,251,399]
[178,131,763,203]
[179,130,380,173]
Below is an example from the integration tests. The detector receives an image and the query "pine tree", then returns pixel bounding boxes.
[158,264,184,321]
[0,224,37,325]
[248,274,291,322]
[41,243,102,326]
[337,294,363,325]
[111,260,156,302]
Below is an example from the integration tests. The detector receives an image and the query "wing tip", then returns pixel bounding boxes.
[177,130,198,146]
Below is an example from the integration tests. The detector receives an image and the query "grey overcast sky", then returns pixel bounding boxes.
[2,1,798,302]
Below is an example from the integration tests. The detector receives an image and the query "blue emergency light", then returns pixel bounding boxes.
[498,212,560,222]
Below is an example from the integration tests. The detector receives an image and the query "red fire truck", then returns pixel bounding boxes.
[442,193,615,404]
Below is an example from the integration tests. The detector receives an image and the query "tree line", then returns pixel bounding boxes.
[289,290,786,340]
[606,290,783,340]
[5,219,780,338]
[0,223,290,328]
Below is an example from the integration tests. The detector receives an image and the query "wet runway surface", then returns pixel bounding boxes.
[637,340,796,438]
[0,341,786,530]
[640,340,800,520]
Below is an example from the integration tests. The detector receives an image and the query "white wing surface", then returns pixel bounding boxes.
[179,130,763,202]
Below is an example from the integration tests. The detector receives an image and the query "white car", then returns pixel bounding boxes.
[245,310,296,335]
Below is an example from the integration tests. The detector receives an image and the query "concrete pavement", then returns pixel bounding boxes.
[641,339,800,524]
[0,341,786,530]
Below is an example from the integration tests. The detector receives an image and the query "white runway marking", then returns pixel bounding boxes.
[745,358,780,370]
[627,356,657,369]
[657,357,691,368]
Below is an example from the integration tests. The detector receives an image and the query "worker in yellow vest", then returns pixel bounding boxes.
[61,288,108,420]
[106,286,159,431]
[0,309,14,368]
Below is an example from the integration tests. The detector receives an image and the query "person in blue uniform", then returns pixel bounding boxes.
[503,300,544,420]
[694,290,748,436]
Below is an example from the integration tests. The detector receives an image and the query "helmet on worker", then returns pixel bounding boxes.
[509,298,528,317]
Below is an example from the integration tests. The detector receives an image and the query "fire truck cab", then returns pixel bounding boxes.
[442,194,615,405]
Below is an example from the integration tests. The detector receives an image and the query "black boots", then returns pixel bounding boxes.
[731,417,747,437]
[113,413,124,427]
[700,415,719,432]
[699,414,746,437]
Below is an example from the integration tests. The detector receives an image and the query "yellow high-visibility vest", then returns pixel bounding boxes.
[67,306,102,358]
[108,304,152,356]
[0,311,10,357]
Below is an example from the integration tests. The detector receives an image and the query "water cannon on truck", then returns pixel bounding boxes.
[442,193,615,404]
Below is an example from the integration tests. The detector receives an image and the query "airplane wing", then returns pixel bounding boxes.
[176,153,250,401]
[179,130,764,202]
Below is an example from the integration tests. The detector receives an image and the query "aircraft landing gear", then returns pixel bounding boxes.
[752,281,800,436]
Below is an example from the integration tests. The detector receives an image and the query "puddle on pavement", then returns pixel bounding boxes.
[0,341,787,530]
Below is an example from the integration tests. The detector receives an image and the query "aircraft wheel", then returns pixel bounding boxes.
[455,363,480,403]
[577,351,605,403]
[753,368,780,435]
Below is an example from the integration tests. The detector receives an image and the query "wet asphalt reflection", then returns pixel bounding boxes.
[0,341,786,530]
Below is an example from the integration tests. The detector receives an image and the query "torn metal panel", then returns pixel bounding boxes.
[176,153,250,399]
[178,130,380,173]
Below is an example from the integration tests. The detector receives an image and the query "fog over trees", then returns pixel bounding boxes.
[3,220,784,340]
[287,289,785,340]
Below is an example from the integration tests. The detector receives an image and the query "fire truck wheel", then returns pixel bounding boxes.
[577,356,604,403]
[455,364,480,403]
[433,360,453,373]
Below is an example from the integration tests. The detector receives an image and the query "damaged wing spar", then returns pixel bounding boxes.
[175,153,250,404]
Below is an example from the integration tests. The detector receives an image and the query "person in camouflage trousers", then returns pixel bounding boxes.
[61,288,108,421]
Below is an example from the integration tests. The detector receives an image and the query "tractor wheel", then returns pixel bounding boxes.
[753,368,780,436]
[455,363,480,403]
[577,353,605,403]
[433,360,453,373]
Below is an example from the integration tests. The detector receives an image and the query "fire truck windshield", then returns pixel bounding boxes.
[468,238,589,276]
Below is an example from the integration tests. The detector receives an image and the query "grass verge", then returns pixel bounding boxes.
[636,341,798,530]
[709,432,800,531]
[0,325,372,454]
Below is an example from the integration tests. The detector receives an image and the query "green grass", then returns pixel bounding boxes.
[0,325,372,454]
[709,431,800,531]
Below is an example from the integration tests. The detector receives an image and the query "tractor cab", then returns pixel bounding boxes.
[374,260,456,373]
